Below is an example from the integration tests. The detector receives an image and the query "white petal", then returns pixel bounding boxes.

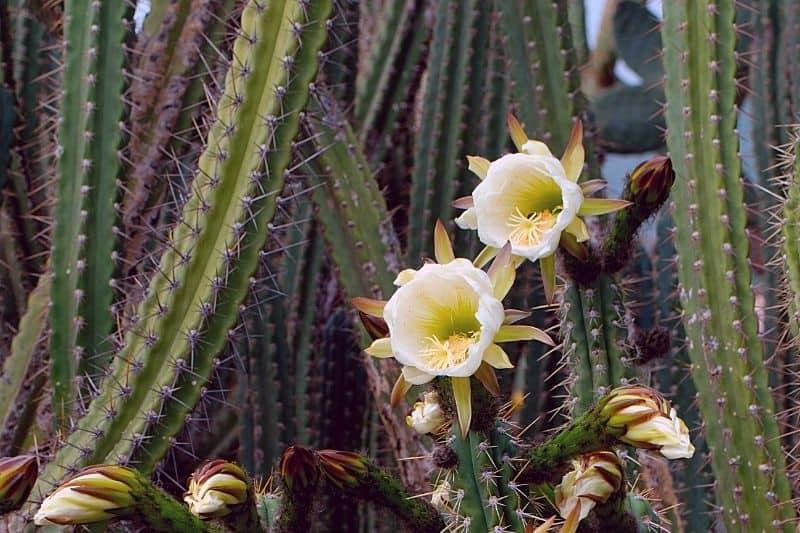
[455,207,478,229]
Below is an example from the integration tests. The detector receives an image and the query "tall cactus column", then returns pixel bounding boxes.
[662,1,794,530]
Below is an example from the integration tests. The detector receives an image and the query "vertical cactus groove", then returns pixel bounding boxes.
[77,0,128,371]
[407,0,476,263]
[662,1,794,529]
[29,0,332,506]
[49,0,98,428]
[782,135,800,348]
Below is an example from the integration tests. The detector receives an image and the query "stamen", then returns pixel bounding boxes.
[507,208,558,247]
[421,332,480,370]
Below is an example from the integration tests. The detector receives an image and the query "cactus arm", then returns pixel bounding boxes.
[662,1,794,529]
[599,275,634,386]
[0,273,49,437]
[782,136,800,343]
[77,0,128,370]
[450,430,494,532]
[49,0,98,428]
[562,282,594,414]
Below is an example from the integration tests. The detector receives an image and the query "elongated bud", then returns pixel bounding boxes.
[34,465,138,525]
[600,385,695,459]
[280,445,319,492]
[0,455,37,512]
[627,155,674,209]
[317,450,368,488]
[357,311,389,340]
[555,451,623,531]
[184,460,249,519]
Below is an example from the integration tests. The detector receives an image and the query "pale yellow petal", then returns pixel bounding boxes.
[402,365,435,385]
[561,120,585,183]
[483,344,513,369]
[473,246,499,268]
[507,113,528,151]
[351,297,386,317]
[503,308,531,324]
[520,139,554,157]
[390,375,411,407]
[365,337,394,358]
[394,269,417,286]
[540,254,556,304]
[466,156,490,180]
[495,325,554,346]
[565,217,590,242]
[452,377,472,438]
[474,362,500,395]
[487,242,515,300]
[580,179,608,195]
[577,198,631,216]
[434,220,455,264]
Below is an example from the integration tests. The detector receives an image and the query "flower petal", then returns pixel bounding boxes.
[577,198,631,216]
[402,365,435,385]
[487,242,515,300]
[351,297,386,317]
[390,375,411,407]
[434,220,455,264]
[580,179,608,195]
[394,269,417,286]
[364,337,394,358]
[495,325,554,346]
[473,246,499,268]
[452,377,472,438]
[466,156,490,180]
[565,217,590,242]
[507,113,528,151]
[503,308,531,324]
[560,232,588,261]
[474,361,501,395]
[540,254,556,304]
[455,208,478,230]
[561,120,585,183]
[452,195,475,209]
[483,343,513,369]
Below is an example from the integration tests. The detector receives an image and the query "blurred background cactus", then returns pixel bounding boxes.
[1,0,800,531]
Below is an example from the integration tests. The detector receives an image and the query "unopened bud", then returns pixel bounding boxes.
[184,460,249,519]
[0,455,37,512]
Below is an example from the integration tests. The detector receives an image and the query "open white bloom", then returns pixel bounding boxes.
[455,115,629,302]
[353,221,554,436]
[406,392,446,434]
[555,451,622,533]
[601,385,695,460]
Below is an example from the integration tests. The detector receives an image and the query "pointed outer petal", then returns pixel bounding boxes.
[507,113,528,151]
[482,343,514,369]
[394,269,417,286]
[452,377,472,438]
[561,120,585,183]
[473,245,499,268]
[530,516,557,533]
[560,232,589,262]
[565,217,590,242]
[577,198,632,216]
[433,220,456,264]
[390,375,411,408]
[401,365,435,385]
[474,361,501,395]
[364,337,394,358]
[487,243,515,299]
[452,195,475,209]
[466,156,490,180]
[580,179,608,196]
[351,297,386,317]
[455,208,478,230]
[495,325,555,346]
[503,308,531,324]
[540,254,556,304]
[560,502,581,533]
[520,140,554,157]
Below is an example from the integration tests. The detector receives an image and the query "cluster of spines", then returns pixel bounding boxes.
[662,1,794,529]
[26,0,334,516]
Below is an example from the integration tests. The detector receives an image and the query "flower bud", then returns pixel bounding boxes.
[0,455,37,512]
[357,311,389,340]
[34,465,138,526]
[600,385,695,459]
[554,451,622,529]
[430,480,451,508]
[280,445,319,492]
[406,392,446,435]
[184,460,249,519]
[627,155,674,209]
[317,449,368,489]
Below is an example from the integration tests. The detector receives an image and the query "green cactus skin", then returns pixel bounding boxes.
[781,136,800,351]
[0,273,49,446]
[662,1,795,529]
[451,430,498,532]
[26,0,333,511]
[406,0,477,263]
[76,0,128,373]
[48,0,99,429]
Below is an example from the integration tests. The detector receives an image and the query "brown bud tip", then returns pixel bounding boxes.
[184,460,249,519]
[0,455,37,513]
[280,445,319,492]
[317,450,368,488]
[358,311,389,340]
[627,155,675,210]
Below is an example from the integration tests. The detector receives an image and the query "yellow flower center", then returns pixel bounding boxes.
[507,207,558,247]
[421,332,480,370]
